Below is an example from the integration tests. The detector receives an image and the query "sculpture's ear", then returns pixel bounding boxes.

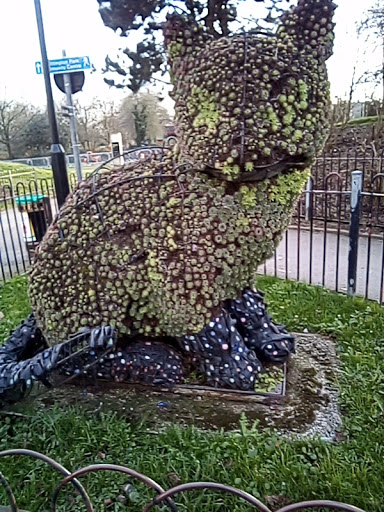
[278,0,337,62]
[163,14,212,66]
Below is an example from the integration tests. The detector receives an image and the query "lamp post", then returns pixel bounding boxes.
[34,0,70,208]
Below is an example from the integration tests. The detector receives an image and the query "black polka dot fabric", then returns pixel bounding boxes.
[178,309,262,391]
[61,341,185,387]
[0,289,295,397]
[226,288,295,363]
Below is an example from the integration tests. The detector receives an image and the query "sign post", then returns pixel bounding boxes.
[61,50,82,182]
[35,56,92,75]
[34,0,70,208]
[36,54,92,183]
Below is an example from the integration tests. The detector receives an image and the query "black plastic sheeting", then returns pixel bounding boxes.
[0,289,294,404]
[0,319,116,406]
[226,288,295,364]
[60,340,185,388]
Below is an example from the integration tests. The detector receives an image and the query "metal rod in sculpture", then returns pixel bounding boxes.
[348,171,363,297]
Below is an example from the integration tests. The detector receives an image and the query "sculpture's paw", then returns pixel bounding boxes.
[62,339,185,388]
[0,319,118,406]
[226,288,295,364]
[0,313,47,364]
[179,310,262,391]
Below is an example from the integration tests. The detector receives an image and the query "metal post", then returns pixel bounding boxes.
[62,50,82,182]
[347,171,363,297]
[305,176,313,221]
[34,0,70,208]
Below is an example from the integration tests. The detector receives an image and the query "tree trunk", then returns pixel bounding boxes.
[5,141,13,160]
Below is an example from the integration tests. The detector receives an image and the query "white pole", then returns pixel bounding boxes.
[305,176,313,221]
[62,50,82,182]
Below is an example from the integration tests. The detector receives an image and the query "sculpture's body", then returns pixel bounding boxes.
[0,0,336,399]
[28,155,307,344]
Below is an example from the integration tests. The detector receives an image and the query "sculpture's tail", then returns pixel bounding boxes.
[0,317,116,407]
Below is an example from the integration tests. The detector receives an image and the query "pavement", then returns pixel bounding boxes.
[0,206,32,280]
[260,227,384,302]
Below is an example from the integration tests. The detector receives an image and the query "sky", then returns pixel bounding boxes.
[0,0,380,113]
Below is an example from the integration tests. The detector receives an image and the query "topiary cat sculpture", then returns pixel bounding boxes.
[1,0,336,398]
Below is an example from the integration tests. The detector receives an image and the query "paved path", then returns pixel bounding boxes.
[0,207,31,280]
[261,227,384,302]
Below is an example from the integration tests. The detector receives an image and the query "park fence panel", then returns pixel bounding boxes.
[260,155,384,303]
[0,179,59,281]
[1,151,384,304]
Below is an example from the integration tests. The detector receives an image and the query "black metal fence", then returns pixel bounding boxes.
[1,150,384,303]
[264,157,384,303]
[0,449,367,511]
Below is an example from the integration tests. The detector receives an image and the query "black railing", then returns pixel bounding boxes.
[0,449,366,512]
[261,169,384,302]
[1,149,384,303]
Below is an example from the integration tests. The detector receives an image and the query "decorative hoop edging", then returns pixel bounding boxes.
[0,450,368,512]
[0,449,93,511]
[51,464,178,512]
[142,482,366,512]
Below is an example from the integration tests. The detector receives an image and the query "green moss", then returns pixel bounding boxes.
[240,186,259,210]
[187,88,221,131]
[222,164,240,179]
[167,197,181,208]
[168,41,183,60]
[147,250,162,282]
[298,79,309,102]
[268,169,310,205]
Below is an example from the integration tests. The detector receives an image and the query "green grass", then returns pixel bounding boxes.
[0,161,38,173]
[0,161,96,190]
[0,275,31,341]
[0,161,51,180]
[344,116,379,127]
[0,275,384,511]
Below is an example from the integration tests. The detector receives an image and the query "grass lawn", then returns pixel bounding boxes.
[0,275,383,511]
[0,161,96,190]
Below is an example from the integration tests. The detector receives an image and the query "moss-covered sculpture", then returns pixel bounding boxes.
[26,0,335,389]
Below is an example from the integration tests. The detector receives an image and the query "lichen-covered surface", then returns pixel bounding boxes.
[29,156,308,345]
[164,0,335,179]
[28,0,335,349]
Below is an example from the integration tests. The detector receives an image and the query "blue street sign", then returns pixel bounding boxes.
[35,56,91,75]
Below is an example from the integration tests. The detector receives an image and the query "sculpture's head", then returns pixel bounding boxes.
[164,0,336,181]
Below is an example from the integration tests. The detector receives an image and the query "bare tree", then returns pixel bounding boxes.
[0,100,30,159]
[359,0,384,101]
[118,92,172,146]
[358,0,384,151]
[97,99,121,144]
[74,99,106,152]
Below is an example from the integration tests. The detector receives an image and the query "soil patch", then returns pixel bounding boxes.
[10,333,342,440]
